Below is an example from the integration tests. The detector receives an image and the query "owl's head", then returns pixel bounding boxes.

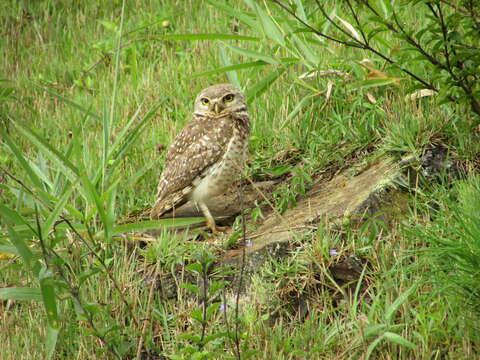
[193,84,247,117]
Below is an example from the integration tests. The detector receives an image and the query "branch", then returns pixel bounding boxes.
[392,9,447,72]
[59,217,140,328]
[346,0,369,45]
[435,3,453,75]
[270,0,437,91]
[269,0,364,48]
[314,0,365,44]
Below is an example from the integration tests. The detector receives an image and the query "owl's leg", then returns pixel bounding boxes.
[198,201,224,234]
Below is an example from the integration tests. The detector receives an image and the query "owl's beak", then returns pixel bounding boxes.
[213,102,224,115]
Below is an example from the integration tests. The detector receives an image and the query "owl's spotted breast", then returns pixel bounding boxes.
[191,119,248,202]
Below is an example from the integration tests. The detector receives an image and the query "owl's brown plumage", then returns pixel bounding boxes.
[150,84,250,233]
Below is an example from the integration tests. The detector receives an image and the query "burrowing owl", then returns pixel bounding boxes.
[150,84,250,233]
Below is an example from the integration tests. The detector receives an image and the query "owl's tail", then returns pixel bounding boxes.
[150,186,192,219]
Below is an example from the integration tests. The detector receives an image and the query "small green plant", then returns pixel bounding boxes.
[273,163,313,213]
[175,248,233,359]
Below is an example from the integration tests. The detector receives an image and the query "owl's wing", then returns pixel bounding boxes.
[150,118,232,218]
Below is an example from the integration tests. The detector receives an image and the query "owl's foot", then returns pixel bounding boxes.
[198,201,227,236]
[205,221,229,235]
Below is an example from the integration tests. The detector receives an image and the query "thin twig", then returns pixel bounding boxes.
[438,0,469,15]
[345,0,368,45]
[135,260,160,359]
[234,181,247,360]
[59,217,140,328]
[199,259,208,349]
[391,8,446,71]
[269,0,364,48]
[314,0,364,44]
[34,206,120,359]
[434,3,453,75]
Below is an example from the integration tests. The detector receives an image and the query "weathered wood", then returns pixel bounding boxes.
[222,157,400,270]
[139,148,465,301]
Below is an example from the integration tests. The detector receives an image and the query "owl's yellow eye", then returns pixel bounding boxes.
[223,94,234,102]
[201,98,210,105]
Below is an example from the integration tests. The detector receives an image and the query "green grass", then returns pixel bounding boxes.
[1,0,480,359]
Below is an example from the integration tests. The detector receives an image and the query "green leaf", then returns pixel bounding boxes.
[159,33,259,41]
[365,335,384,360]
[291,34,320,67]
[0,245,28,256]
[192,57,297,79]
[41,183,75,237]
[14,123,80,184]
[37,86,100,120]
[293,0,307,21]
[6,225,35,267]
[39,269,59,327]
[206,302,221,320]
[185,263,203,273]
[192,60,269,79]
[253,2,286,46]
[264,165,294,178]
[223,43,280,65]
[282,95,314,127]
[383,332,416,349]
[246,68,286,103]
[0,129,44,190]
[189,308,204,323]
[219,46,240,88]
[45,325,60,360]
[385,284,417,322]
[180,283,200,294]
[97,218,206,238]
[208,280,229,296]
[352,77,404,89]
[202,332,228,345]
[206,0,260,30]
[364,324,388,338]
[0,203,34,230]
[0,287,42,301]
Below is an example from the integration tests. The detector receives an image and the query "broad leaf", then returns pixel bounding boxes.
[0,287,42,301]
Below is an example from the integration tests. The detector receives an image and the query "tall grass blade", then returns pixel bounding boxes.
[365,335,385,360]
[204,1,261,30]
[223,43,280,65]
[39,271,59,327]
[192,61,269,79]
[246,68,286,103]
[253,2,286,46]
[14,124,80,183]
[1,129,44,190]
[160,33,259,41]
[104,105,159,181]
[37,86,100,121]
[385,284,417,323]
[219,46,240,88]
[95,218,207,238]
[0,287,42,301]
[45,326,60,360]
[41,183,75,237]
[383,332,416,349]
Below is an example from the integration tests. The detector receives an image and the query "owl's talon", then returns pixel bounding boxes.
[206,223,229,235]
